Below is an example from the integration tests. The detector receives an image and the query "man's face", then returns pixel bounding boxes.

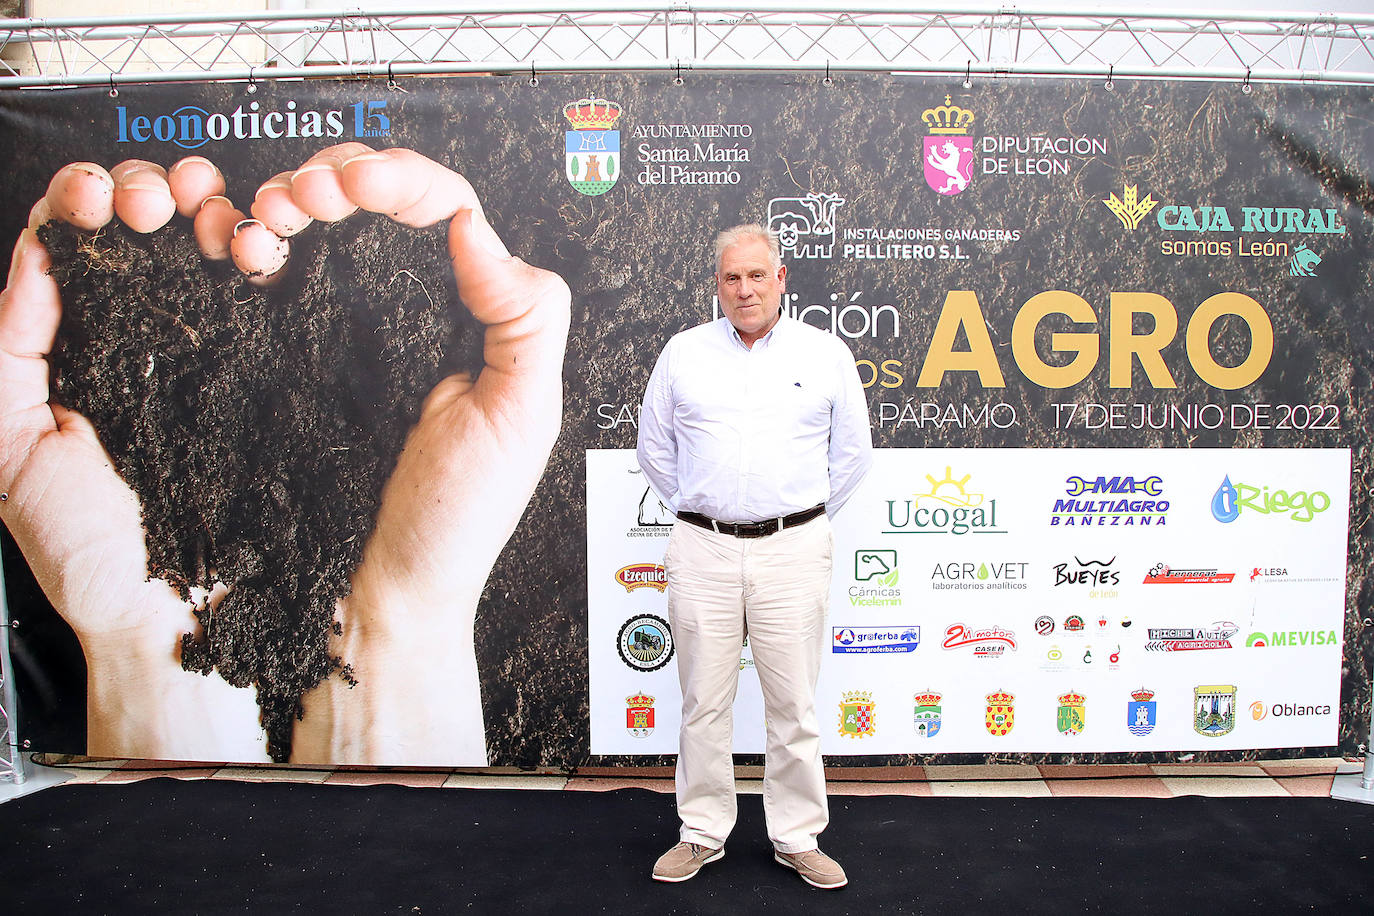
[715,238,786,346]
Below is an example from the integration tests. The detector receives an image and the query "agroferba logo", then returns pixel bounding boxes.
[115,99,391,148]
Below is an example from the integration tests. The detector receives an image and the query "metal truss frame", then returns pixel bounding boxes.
[0,4,1372,89]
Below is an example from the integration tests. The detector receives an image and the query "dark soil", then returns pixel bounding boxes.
[39,217,482,761]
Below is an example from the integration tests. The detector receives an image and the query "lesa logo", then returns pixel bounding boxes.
[1211,475,1332,524]
[564,97,622,196]
[884,467,1005,536]
[922,95,975,196]
[767,193,846,259]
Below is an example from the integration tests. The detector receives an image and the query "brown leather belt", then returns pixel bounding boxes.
[676,504,825,539]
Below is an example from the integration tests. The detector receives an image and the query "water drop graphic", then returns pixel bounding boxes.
[1211,475,1240,523]
[977,563,989,580]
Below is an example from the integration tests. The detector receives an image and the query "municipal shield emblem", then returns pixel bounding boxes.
[626,694,655,738]
[839,691,876,738]
[913,691,942,738]
[985,691,1014,736]
[1127,688,1157,736]
[564,97,622,196]
[921,95,975,196]
[1194,685,1237,737]
[1057,692,1086,736]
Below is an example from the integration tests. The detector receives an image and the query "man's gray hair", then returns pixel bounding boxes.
[713,223,781,274]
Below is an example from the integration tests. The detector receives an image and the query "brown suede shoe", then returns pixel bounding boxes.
[774,848,848,889]
[652,842,724,883]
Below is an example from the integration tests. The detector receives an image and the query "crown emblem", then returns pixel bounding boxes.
[922,95,974,135]
[913,692,942,707]
[987,690,1014,705]
[564,97,622,131]
[1058,692,1086,706]
[626,693,654,708]
[1131,687,1155,702]
[841,690,874,704]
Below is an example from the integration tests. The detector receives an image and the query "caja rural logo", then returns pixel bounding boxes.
[1102,182,1342,277]
[564,97,622,196]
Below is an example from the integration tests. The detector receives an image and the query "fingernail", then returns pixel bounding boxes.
[469,209,509,259]
[169,156,217,175]
[341,151,390,168]
[199,195,232,213]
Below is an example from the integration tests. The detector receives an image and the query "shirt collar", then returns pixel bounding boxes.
[722,309,788,350]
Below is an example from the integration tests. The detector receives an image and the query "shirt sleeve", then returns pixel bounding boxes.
[826,342,874,517]
[636,340,681,513]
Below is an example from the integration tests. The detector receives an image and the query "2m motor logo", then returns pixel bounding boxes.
[1211,476,1332,524]
[942,623,1016,658]
[564,97,622,196]
[922,95,974,196]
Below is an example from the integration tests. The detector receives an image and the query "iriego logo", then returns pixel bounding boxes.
[114,100,391,149]
[1211,475,1332,524]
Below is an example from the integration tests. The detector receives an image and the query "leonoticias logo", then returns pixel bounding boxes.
[115,100,354,148]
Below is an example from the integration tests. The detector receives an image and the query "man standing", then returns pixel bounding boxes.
[636,224,873,889]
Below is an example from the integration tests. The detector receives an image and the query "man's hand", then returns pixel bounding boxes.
[0,149,571,764]
[1,159,267,760]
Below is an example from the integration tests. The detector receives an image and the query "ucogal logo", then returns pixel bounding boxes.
[114,100,393,149]
[884,467,1005,536]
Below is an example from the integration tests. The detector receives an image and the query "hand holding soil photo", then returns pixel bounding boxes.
[0,147,571,764]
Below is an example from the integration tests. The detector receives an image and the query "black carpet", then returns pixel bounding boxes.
[1,778,1371,913]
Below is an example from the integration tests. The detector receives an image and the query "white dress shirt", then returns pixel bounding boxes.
[637,313,874,523]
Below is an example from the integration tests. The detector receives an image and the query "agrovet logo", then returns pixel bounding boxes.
[114,100,391,149]
[564,97,623,196]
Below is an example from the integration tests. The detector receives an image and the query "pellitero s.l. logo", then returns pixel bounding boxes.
[564,97,622,196]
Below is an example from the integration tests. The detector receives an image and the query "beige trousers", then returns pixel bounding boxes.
[663,514,833,854]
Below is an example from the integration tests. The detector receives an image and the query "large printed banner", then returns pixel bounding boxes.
[0,74,1369,766]
[589,448,1350,753]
